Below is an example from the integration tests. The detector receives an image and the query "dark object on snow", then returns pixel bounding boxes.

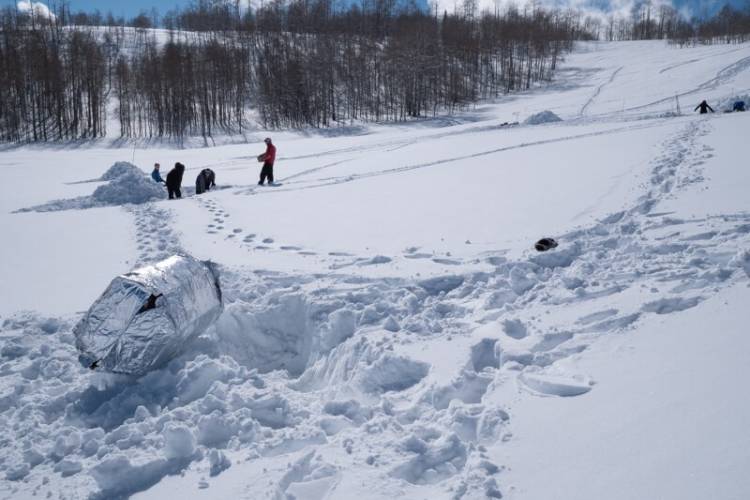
[535,238,558,252]
[733,101,746,112]
[196,168,216,195]
[258,138,276,185]
[694,100,714,114]
[137,293,163,314]
[74,255,223,376]
[166,162,185,199]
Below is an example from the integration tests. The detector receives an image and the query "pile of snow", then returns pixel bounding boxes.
[16,161,165,212]
[524,110,562,125]
[100,161,144,181]
[92,170,166,205]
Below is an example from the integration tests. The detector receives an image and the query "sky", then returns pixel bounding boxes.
[5,0,746,19]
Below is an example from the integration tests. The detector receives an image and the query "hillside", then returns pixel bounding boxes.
[1,39,749,500]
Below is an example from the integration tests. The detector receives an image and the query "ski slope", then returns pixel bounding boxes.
[1,40,750,500]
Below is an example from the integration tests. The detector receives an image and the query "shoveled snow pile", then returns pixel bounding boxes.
[100,161,144,181]
[524,110,562,125]
[92,170,166,205]
[16,162,166,212]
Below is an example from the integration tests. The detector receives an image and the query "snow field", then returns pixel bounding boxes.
[1,39,750,499]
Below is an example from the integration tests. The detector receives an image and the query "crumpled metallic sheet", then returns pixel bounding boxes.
[74,255,223,376]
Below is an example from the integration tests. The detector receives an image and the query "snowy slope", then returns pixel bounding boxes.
[1,40,750,500]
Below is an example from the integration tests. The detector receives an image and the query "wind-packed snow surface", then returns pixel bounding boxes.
[1,40,750,500]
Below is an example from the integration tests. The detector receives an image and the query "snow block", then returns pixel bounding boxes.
[74,255,223,376]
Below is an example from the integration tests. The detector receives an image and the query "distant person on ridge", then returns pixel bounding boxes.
[694,100,714,114]
[166,162,185,199]
[257,137,276,186]
[151,163,165,184]
[195,168,216,195]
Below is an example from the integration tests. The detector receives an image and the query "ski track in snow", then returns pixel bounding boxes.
[3,43,750,500]
[580,66,623,116]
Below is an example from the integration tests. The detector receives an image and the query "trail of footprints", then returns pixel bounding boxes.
[197,196,317,256]
[129,204,183,266]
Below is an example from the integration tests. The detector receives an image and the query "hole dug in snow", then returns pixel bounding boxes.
[214,294,315,376]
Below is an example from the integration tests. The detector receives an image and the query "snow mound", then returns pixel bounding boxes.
[100,161,144,181]
[524,110,562,125]
[17,163,166,212]
[92,171,166,205]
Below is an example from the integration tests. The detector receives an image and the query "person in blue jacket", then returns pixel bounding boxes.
[151,163,165,183]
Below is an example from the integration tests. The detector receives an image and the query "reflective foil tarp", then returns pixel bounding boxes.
[74,255,223,375]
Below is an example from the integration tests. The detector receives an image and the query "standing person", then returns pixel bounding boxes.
[257,137,276,186]
[694,100,714,114]
[151,163,165,184]
[195,168,216,195]
[166,162,185,199]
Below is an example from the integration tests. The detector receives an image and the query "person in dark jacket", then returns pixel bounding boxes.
[733,100,746,112]
[257,137,276,185]
[151,163,165,184]
[694,100,714,114]
[166,162,185,199]
[195,168,216,195]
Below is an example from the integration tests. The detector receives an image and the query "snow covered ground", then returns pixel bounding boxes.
[1,40,750,499]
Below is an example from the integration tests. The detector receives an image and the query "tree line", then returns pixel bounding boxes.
[0,0,595,142]
[2,0,749,143]
[0,11,107,142]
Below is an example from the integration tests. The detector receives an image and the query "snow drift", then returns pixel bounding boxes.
[74,255,223,375]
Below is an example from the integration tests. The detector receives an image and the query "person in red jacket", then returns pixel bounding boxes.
[257,137,277,185]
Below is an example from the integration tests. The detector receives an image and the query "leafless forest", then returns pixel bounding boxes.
[1,0,748,142]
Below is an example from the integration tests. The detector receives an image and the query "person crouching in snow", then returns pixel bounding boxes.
[257,137,276,185]
[152,163,165,183]
[196,168,216,195]
[166,162,185,199]
[694,100,714,114]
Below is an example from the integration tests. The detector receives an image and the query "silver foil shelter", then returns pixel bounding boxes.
[74,255,223,375]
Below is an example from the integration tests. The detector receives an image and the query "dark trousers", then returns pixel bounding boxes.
[259,162,274,185]
[168,187,181,199]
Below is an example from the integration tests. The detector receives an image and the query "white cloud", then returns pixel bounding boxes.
[17,1,56,20]
[432,0,680,22]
